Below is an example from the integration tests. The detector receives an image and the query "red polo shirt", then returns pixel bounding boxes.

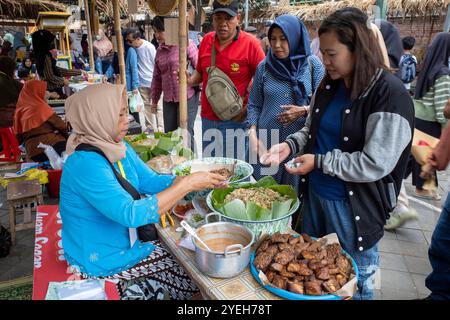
[196,29,265,120]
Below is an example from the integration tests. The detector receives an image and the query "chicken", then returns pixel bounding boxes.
[265,270,276,283]
[325,243,341,260]
[270,263,285,273]
[294,242,311,257]
[304,281,322,295]
[274,250,295,265]
[302,234,314,243]
[278,242,293,251]
[254,244,280,270]
[256,239,271,255]
[279,270,296,279]
[300,250,317,260]
[322,278,340,293]
[271,232,291,243]
[287,281,305,294]
[288,236,300,245]
[272,275,288,290]
[287,262,314,276]
[315,267,330,280]
[308,259,328,270]
[336,274,348,287]
[336,255,352,276]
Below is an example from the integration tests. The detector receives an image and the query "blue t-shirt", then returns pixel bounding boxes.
[309,81,350,200]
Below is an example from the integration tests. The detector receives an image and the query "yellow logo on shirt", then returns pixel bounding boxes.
[231,63,240,72]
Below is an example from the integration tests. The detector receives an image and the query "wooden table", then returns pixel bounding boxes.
[155,217,281,300]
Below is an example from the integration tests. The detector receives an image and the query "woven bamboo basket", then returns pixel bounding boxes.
[147,0,178,16]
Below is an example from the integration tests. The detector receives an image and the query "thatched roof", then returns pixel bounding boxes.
[263,0,450,22]
[0,0,67,20]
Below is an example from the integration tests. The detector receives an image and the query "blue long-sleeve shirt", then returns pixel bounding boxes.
[60,143,175,277]
[125,47,140,91]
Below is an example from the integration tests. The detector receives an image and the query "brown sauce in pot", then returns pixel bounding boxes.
[200,238,246,253]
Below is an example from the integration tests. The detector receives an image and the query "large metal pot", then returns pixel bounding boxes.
[192,215,254,278]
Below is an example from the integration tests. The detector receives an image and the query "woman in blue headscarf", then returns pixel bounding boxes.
[247,14,325,190]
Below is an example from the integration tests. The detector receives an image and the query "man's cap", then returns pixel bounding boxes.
[212,0,239,17]
[244,26,257,34]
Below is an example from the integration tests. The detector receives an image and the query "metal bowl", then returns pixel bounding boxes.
[192,220,254,278]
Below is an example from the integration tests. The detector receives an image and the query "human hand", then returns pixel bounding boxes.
[249,127,267,157]
[285,154,315,175]
[186,172,228,192]
[444,98,450,120]
[132,89,139,95]
[63,78,69,86]
[150,104,157,114]
[277,105,307,127]
[259,142,291,166]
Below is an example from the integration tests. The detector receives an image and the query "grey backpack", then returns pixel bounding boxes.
[205,44,250,121]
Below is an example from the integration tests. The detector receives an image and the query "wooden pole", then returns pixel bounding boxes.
[84,0,95,70]
[113,0,126,86]
[179,0,188,136]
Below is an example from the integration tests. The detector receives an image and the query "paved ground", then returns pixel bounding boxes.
[1,114,448,299]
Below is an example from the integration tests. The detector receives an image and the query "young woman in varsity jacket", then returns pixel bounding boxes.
[261,8,415,299]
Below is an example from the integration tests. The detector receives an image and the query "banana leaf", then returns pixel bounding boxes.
[211,177,298,222]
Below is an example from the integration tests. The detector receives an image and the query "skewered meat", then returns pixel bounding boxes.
[304,281,322,295]
[287,281,305,294]
[272,275,288,290]
[270,263,285,273]
[274,250,295,265]
[287,262,314,276]
[315,267,330,280]
[271,232,291,243]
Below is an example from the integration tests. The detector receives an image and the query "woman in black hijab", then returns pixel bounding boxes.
[32,29,83,98]
[0,56,22,128]
[413,32,450,199]
[378,19,403,78]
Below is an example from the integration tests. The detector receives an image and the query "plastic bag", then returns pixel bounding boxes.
[128,91,144,113]
[38,143,64,170]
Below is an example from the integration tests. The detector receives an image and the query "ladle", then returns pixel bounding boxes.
[180,220,213,252]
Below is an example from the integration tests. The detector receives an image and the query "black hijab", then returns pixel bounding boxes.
[415,32,450,100]
[377,20,403,79]
[31,29,61,78]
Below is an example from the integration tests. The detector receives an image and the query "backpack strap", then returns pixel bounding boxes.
[211,42,217,67]
[75,143,141,200]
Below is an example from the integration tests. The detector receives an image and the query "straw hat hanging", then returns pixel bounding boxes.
[147,0,179,16]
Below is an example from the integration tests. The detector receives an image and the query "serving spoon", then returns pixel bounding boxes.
[180,220,213,252]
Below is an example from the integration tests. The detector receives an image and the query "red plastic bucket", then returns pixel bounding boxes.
[46,169,62,198]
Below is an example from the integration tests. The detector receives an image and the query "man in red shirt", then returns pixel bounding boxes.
[187,0,265,160]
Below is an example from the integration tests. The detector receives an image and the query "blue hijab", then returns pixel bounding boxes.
[266,14,311,106]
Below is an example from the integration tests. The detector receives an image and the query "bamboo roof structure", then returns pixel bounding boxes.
[0,0,67,20]
[262,0,450,22]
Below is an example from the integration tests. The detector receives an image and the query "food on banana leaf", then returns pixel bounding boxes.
[210,176,298,222]
[146,155,187,174]
[224,188,289,210]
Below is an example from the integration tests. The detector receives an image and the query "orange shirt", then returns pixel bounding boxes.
[196,29,265,120]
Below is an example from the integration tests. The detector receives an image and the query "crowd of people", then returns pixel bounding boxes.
[1,0,450,301]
